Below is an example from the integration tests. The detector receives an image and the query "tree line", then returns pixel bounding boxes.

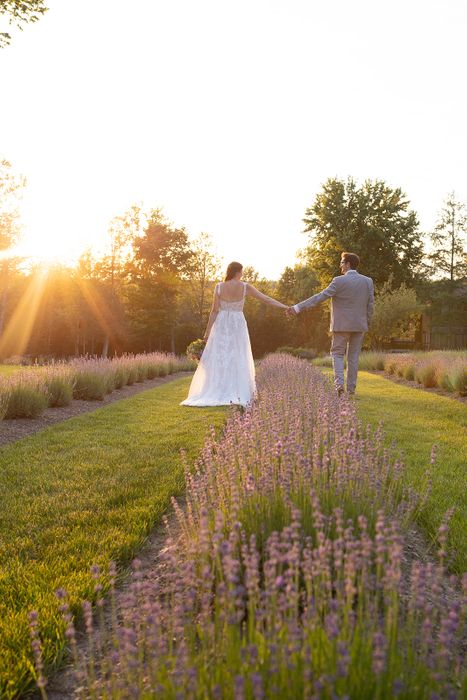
[0,160,466,360]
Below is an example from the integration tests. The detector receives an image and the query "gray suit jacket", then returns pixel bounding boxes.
[295,270,374,332]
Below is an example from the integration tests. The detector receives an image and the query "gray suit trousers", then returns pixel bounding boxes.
[331,332,365,392]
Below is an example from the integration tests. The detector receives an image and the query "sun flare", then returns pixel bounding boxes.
[10,228,86,267]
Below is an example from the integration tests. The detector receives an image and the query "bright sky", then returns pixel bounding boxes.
[1,0,466,278]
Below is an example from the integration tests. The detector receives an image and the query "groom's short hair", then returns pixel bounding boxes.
[341,252,360,269]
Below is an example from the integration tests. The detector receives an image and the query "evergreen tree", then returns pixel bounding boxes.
[428,192,467,282]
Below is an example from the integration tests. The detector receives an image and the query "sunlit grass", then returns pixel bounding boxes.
[0,365,22,376]
[0,376,226,699]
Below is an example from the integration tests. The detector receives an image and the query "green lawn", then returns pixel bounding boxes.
[322,368,467,572]
[0,365,21,376]
[0,376,226,699]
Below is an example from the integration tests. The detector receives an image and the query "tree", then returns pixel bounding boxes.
[94,205,143,287]
[126,209,193,352]
[0,0,48,47]
[185,232,222,336]
[0,159,26,344]
[366,279,421,350]
[0,158,25,251]
[303,177,424,288]
[428,192,467,282]
[277,265,329,351]
[93,204,143,356]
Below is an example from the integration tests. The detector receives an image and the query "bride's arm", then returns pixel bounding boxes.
[245,284,288,309]
[203,286,221,340]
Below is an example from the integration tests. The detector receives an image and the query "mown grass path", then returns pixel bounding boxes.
[322,368,466,572]
[0,376,226,699]
[0,365,21,376]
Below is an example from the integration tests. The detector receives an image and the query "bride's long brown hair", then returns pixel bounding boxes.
[224,261,243,281]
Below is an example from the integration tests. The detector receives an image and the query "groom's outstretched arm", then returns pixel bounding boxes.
[293,278,340,314]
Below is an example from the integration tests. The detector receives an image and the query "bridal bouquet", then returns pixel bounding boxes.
[186,338,206,362]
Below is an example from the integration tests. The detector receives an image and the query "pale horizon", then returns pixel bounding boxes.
[1,0,466,278]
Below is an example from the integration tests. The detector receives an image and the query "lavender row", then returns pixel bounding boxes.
[32,355,466,698]
[0,353,195,420]
[314,350,467,395]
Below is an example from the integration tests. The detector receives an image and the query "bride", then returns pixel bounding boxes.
[181,261,287,407]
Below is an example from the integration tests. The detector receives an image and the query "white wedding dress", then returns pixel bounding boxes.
[181,282,256,406]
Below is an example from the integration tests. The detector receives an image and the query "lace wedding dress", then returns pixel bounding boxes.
[181,282,256,406]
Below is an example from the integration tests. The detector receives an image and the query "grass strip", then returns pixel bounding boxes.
[0,376,226,699]
[0,365,21,376]
[322,368,466,572]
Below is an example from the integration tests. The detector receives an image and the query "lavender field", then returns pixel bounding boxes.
[0,353,195,420]
[313,350,467,396]
[33,355,466,699]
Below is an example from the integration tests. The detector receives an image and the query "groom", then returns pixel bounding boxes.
[286,252,374,396]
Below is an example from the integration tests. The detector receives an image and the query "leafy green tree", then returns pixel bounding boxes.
[428,192,467,282]
[0,0,48,47]
[303,177,424,288]
[126,209,193,352]
[242,272,285,357]
[366,279,421,349]
[277,265,329,351]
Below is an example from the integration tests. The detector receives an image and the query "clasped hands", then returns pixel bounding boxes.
[284,306,298,318]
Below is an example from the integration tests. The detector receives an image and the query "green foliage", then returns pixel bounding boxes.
[0,377,226,698]
[0,0,48,47]
[403,361,416,380]
[4,381,48,418]
[366,278,421,349]
[427,192,467,282]
[46,375,73,407]
[275,346,317,360]
[276,265,330,352]
[114,364,129,388]
[0,392,7,419]
[125,209,194,352]
[303,177,424,288]
[126,365,137,384]
[244,277,289,357]
[135,360,149,382]
[452,365,467,394]
[72,370,108,400]
[416,363,437,388]
[186,338,206,360]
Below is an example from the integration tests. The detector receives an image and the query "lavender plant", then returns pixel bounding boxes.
[314,351,467,395]
[0,352,195,419]
[32,355,465,698]
[2,370,49,418]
